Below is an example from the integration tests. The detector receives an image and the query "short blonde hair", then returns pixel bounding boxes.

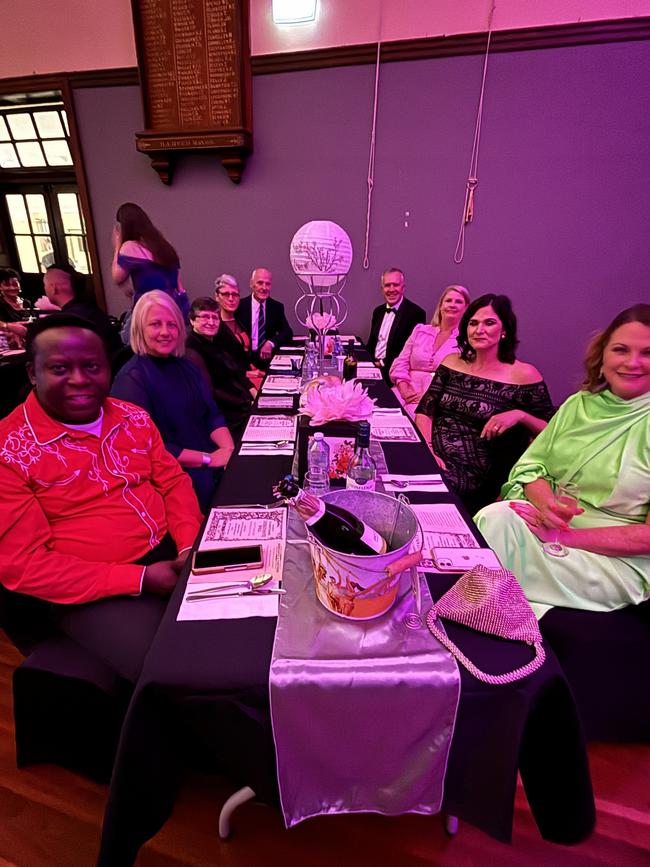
[130,290,186,357]
[430,284,470,326]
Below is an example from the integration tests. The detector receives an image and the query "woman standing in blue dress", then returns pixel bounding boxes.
[111,203,190,338]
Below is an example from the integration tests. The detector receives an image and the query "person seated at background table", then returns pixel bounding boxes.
[415,293,554,514]
[43,263,122,358]
[0,313,202,682]
[111,202,190,336]
[475,303,650,619]
[390,283,470,416]
[236,267,293,367]
[0,267,29,349]
[214,273,264,391]
[185,297,254,441]
[111,291,234,512]
[366,268,427,380]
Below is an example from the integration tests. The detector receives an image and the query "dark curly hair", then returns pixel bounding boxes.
[582,303,650,392]
[457,293,519,364]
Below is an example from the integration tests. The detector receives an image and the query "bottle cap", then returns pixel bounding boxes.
[356,420,371,447]
[313,432,324,440]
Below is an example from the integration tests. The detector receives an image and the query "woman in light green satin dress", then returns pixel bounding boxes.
[475,304,650,619]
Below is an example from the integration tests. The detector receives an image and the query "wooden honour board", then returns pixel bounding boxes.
[131,0,253,183]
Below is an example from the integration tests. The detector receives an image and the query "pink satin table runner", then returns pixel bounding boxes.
[270,527,460,827]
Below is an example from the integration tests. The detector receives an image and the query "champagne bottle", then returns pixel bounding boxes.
[274,475,387,555]
[343,339,357,382]
[346,421,377,491]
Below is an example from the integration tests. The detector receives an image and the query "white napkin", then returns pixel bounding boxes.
[239,444,294,456]
[177,585,281,620]
[381,473,448,492]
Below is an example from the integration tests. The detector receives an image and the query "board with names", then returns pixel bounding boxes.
[131,0,252,184]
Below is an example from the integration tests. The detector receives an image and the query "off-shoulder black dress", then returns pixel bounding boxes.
[416,364,555,513]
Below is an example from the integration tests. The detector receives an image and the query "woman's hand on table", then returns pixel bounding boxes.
[480,409,524,440]
[208,446,235,469]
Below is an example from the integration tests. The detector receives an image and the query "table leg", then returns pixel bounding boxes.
[219,786,256,839]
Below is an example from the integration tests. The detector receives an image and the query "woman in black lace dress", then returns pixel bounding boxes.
[415,294,554,513]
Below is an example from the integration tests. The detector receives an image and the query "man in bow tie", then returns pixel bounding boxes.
[366,267,426,379]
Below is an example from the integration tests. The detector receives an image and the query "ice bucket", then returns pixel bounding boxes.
[306,488,420,620]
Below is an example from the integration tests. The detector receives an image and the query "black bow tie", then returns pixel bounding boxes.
[385,306,396,314]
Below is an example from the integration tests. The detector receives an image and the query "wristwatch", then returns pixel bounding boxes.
[201,453,211,466]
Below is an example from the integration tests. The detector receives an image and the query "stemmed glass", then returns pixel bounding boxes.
[543,481,580,558]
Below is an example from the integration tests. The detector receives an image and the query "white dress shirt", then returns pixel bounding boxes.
[375,298,403,363]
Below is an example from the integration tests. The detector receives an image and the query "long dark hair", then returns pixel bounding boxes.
[116,202,179,270]
[457,293,519,364]
[582,303,650,392]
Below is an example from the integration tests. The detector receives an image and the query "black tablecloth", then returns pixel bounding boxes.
[97,364,595,866]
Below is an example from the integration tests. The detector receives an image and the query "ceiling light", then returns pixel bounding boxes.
[272,0,317,25]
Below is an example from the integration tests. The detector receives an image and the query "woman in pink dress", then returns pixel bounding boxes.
[390,284,470,415]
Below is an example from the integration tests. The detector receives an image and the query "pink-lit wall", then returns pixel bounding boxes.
[1,0,649,78]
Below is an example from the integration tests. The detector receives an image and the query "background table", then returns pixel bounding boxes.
[97,357,595,866]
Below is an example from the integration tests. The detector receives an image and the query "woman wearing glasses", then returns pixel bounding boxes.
[185,297,254,440]
[213,274,264,391]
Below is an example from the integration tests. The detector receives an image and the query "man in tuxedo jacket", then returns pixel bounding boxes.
[366,268,426,379]
[237,267,293,367]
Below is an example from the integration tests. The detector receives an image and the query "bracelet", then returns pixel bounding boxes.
[201,452,211,466]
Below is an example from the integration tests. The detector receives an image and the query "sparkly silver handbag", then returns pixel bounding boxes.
[426,564,545,685]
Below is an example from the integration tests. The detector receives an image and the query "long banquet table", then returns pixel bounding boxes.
[96,355,595,866]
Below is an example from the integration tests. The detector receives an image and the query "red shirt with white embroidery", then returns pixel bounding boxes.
[0,392,202,604]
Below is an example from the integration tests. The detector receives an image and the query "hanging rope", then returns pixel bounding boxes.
[454,0,497,264]
[363,38,382,270]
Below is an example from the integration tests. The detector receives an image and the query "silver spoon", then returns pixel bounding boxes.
[186,572,274,597]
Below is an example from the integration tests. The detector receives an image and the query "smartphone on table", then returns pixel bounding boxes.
[191,545,264,575]
[431,547,502,572]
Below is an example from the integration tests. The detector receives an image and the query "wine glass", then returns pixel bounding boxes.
[542,481,580,558]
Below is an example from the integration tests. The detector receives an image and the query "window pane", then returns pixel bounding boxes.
[15,141,46,167]
[66,236,89,273]
[0,142,20,168]
[26,194,50,234]
[34,235,54,271]
[61,110,69,135]
[58,193,83,233]
[6,195,30,233]
[15,236,39,273]
[34,110,64,138]
[0,117,9,141]
[7,113,37,140]
[43,139,72,166]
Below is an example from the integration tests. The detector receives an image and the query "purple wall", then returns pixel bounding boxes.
[74,39,650,401]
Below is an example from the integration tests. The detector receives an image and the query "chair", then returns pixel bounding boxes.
[1,587,130,784]
[541,600,650,742]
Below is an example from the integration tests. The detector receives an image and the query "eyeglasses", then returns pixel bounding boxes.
[217,291,240,299]
[195,313,219,321]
